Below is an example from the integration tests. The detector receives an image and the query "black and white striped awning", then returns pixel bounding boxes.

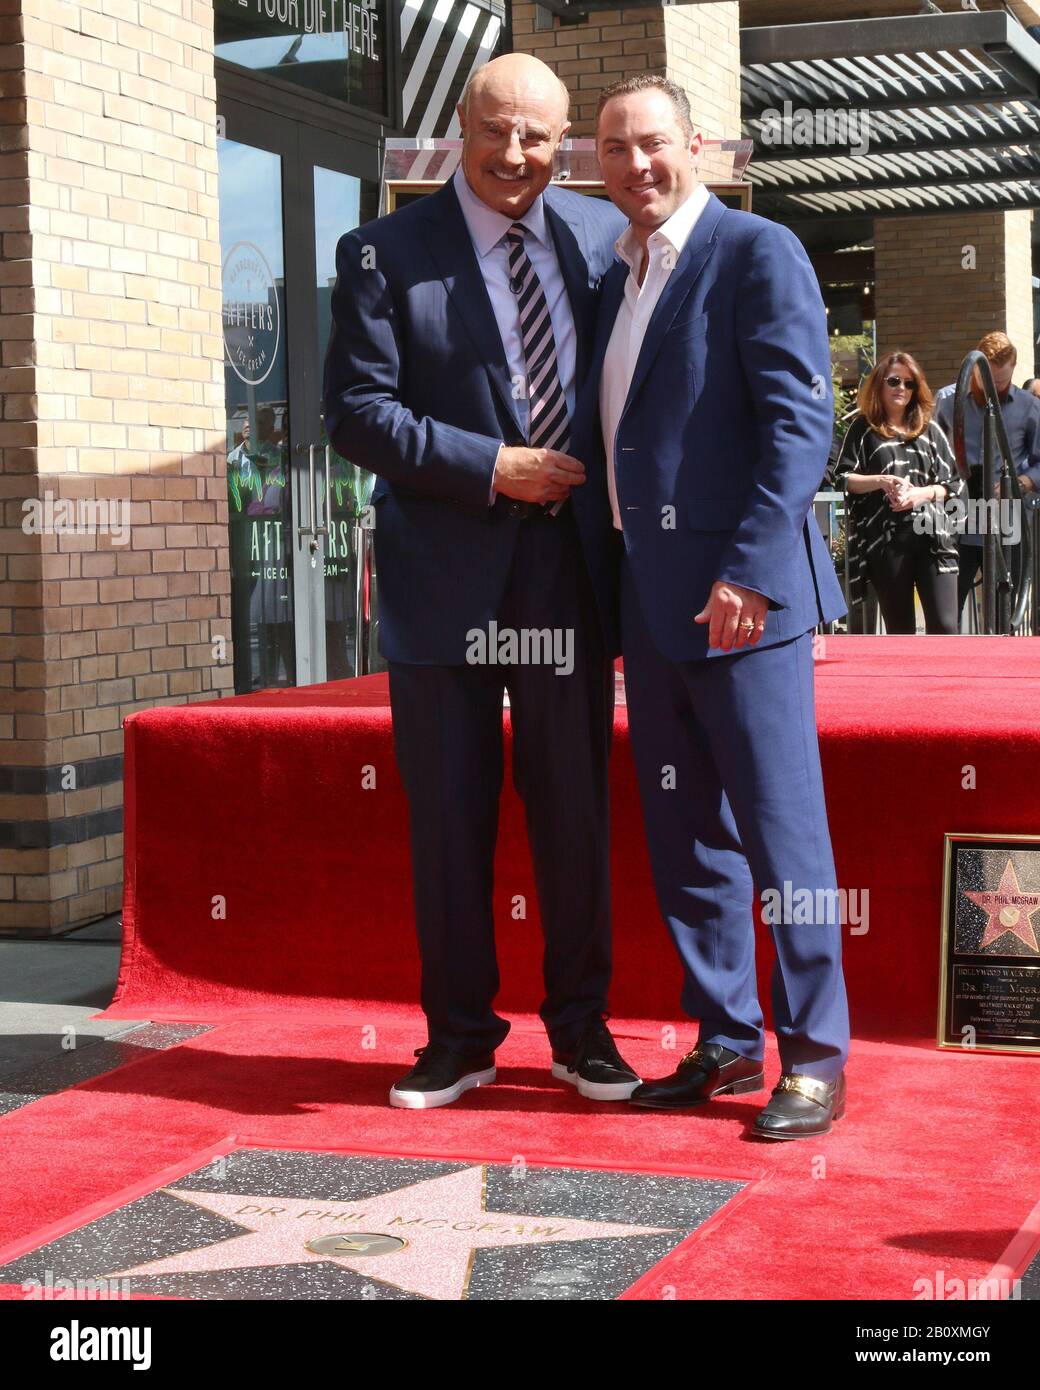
[399,0,506,138]
[742,9,1040,221]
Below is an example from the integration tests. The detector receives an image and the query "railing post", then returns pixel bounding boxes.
[982,404,997,635]
[950,350,1030,634]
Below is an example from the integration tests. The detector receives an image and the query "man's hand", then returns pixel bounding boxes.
[492,447,585,504]
[694,580,769,651]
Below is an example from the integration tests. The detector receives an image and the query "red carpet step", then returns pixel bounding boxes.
[113,636,1040,1039]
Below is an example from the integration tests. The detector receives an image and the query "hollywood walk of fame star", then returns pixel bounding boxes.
[104,1166,676,1300]
[964,858,1040,953]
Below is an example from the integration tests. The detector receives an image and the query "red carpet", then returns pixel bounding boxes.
[0,1013,1038,1300]
[3,636,1037,1301]
[113,635,1040,1038]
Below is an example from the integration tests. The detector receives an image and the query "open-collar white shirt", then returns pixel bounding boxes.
[600,181,710,528]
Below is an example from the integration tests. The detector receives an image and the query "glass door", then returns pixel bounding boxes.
[313,158,382,682]
[218,101,379,692]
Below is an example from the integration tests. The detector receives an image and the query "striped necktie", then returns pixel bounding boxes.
[505,222,569,452]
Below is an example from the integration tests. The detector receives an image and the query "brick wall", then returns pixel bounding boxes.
[664,2,741,141]
[0,0,227,936]
[511,3,741,140]
[874,210,1036,390]
[1004,208,1036,381]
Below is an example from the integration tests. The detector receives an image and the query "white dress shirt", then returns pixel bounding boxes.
[600,181,710,529]
[452,165,577,498]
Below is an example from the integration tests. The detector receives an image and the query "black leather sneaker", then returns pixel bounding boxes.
[551,1016,640,1101]
[389,1042,496,1110]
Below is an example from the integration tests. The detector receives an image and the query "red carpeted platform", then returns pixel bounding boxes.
[3,636,1039,1301]
[111,635,1040,1039]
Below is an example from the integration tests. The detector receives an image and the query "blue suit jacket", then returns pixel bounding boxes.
[571,190,847,663]
[322,177,627,664]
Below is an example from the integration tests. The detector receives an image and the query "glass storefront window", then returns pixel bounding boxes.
[215,0,388,117]
[220,139,296,692]
[315,165,382,678]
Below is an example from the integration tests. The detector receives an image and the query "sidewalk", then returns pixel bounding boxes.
[0,916,206,1117]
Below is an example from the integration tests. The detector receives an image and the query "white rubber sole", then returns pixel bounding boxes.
[389,1065,496,1110]
[551,1060,641,1102]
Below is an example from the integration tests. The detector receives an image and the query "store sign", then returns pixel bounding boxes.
[216,0,387,116]
[228,0,379,59]
[222,241,281,387]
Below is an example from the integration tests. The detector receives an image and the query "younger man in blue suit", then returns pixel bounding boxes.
[577,76,851,1138]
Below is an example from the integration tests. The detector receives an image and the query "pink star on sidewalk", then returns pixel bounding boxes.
[106,1166,676,1300]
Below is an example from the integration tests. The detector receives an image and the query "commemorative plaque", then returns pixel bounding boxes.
[939,833,1040,1054]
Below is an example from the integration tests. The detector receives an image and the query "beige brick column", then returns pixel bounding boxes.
[874,210,1036,392]
[0,0,229,936]
[511,2,741,140]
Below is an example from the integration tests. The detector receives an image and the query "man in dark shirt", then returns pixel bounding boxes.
[935,332,1040,621]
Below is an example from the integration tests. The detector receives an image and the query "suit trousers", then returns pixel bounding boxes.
[388,506,614,1056]
[620,560,850,1082]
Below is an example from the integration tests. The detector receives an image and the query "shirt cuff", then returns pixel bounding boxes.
[489,443,504,504]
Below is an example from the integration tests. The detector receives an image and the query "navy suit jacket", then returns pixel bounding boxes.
[322,177,627,664]
[571,190,847,663]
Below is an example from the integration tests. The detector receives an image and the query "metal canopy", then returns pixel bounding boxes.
[741,10,1040,222]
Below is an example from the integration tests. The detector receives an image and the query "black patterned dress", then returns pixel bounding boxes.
[832,414,966,607]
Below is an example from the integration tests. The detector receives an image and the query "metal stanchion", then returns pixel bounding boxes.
[951,351,1031,634]
[352,507,373,677]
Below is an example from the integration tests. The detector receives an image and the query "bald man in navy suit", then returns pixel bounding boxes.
[325,54,640,1110]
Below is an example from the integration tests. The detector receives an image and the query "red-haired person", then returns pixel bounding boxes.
[833,353,965,634]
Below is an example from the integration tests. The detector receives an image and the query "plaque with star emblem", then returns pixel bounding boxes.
[939,834,1040,1054]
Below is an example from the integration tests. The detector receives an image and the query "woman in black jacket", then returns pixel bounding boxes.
[833,352,966,634]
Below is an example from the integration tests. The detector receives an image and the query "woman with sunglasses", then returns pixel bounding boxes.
[833,352,966,634]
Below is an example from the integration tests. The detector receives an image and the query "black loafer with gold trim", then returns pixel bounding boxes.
[629,1042,765,1110]
[753,1071,846,1140]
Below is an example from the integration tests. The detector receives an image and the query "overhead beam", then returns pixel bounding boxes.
[741,82,1032,122]
[743,131,1040,166]
[740,10,1036,74]
[757,196,1040,224]
[752,160,1040,201]
[753,186,1040,221]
